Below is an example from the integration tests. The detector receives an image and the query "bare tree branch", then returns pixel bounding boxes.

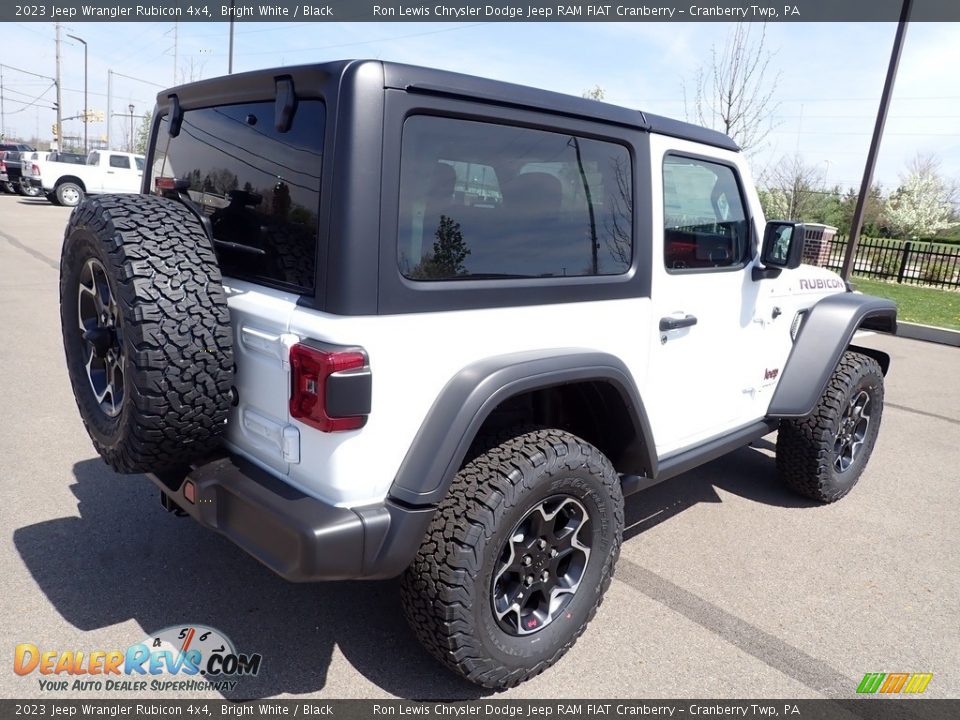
[686,24,781,153]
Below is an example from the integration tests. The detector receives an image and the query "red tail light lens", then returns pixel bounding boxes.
[154,176,177,193]
[31,164,40,175]
[289,343,367,432]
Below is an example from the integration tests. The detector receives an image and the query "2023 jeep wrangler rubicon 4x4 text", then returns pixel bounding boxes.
[59,60,896,689]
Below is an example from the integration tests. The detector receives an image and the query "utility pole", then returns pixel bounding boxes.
[128,104,135,152]
[841,0,912,280]
[173,22,179,85]
[106,70,112,150]
[228,0,236,74]
[66,34,88,156]
[1,65,6,141]
[55,23,63,151]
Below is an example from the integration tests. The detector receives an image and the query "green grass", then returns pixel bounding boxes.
[852,277,960,331]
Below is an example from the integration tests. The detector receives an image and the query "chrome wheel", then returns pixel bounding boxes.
[59,184,81,206]
[834,390,870,473]
[491,495,591,636]
[77,258,124,417]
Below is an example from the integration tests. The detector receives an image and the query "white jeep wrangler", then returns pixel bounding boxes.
[59,60,896,689]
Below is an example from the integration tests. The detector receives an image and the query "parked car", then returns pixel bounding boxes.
[36,150,144,206]
[0,142,36,194]
[20,151,86,197]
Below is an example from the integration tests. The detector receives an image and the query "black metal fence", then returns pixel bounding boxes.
[822,236,960,290]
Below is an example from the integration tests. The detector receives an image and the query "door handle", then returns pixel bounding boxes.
[659,314,698,331]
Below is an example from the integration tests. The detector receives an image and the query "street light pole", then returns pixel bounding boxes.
[128,104,135,153]
[66,34,88,156]
[841,0,912,280]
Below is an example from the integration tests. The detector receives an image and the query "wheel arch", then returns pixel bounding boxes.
[388,350,656,506]
[767,292,896,419]
[56,175,87,192]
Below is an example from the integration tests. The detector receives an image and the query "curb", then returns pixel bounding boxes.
[896,322,960,347]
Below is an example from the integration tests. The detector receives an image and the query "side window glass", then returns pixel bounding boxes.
[109,155,131,169]
[663,156,748,271]
[134,157,145,172]
[397,115,632,280]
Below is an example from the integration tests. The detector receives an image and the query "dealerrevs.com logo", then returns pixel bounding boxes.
[14,625,262,693]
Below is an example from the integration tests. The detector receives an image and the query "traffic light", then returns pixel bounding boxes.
[51,123,59,139]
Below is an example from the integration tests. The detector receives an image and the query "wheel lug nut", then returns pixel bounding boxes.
[550,548,558,557]
[541,570,549,582]
[522,556,532,566]
[525,575,533,586]
[538,539,547,550]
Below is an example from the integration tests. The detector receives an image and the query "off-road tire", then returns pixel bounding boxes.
[56,181,84,207]
[263,223,316,288]
[401,428,623,689]
[1,181,15,194]
[777,351,884,503]
[60,194,234,473]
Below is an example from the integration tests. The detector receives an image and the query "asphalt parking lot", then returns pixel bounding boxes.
[1,192,957,701]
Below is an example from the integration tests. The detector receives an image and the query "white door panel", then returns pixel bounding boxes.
[645,136,770,456]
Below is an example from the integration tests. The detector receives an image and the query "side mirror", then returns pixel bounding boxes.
[761,221,805,270]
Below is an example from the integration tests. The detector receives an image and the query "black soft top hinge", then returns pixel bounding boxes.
[168,94,183,138]
[274,76,298,133]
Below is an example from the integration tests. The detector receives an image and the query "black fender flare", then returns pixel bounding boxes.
[388,349,656,506]
[767,292,896,418]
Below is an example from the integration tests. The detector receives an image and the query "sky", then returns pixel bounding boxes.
[1,20,958,192]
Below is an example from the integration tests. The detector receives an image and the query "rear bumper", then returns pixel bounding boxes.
[147,454,434,582]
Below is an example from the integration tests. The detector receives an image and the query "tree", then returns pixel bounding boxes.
[410,215,471,279]
[582,86,606,101]
[759,155,825,221]
[135,110,152,155]
[686,24,780,153]
[838,184,884,237]
[884,154,958,239]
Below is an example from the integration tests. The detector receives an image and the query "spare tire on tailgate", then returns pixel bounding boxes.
[59,194,234,473]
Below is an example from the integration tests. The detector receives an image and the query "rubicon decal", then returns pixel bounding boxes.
[857,672,933,694]
[799,278,845,291]
[14,625,262,693]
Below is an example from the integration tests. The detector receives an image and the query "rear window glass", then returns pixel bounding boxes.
[397,116,632,280]
[151,100,325,293]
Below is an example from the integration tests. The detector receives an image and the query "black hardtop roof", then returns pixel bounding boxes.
[158,59,739,152]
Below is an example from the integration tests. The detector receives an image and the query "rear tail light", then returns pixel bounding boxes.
[154,176,178,192]
[31,164,40,176]
[289,343,370,432]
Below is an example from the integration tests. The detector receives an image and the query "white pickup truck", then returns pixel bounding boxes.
[36,150,144,206]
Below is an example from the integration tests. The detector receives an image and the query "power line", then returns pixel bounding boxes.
[0,62,55,82]
[5,83,55,115]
